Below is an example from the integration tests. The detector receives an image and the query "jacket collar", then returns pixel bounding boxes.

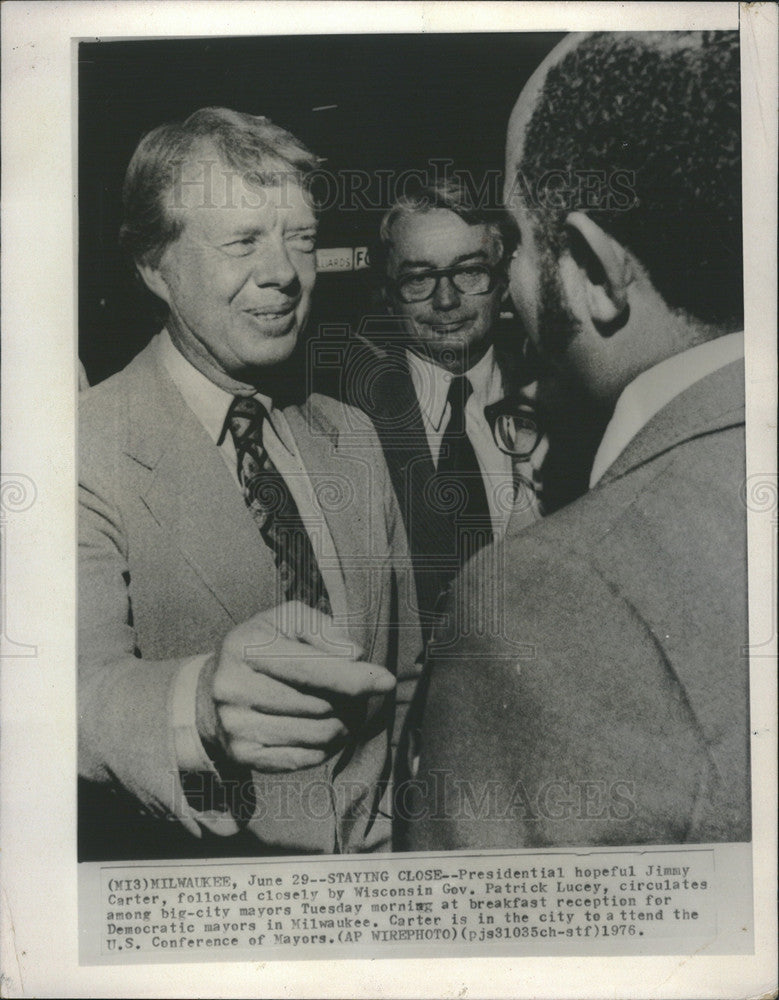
[591,332,744,487]
[599,358,745,486]
[121,334,342,466]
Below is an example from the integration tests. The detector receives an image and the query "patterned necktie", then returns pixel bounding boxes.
[433,375,494,565]
[226,395,332,616]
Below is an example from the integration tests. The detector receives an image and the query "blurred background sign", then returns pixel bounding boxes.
[316,248,355,272]
[316,247,371,272]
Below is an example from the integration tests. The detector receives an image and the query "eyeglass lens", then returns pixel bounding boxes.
[494,412,539,457]
[398,265,492,302]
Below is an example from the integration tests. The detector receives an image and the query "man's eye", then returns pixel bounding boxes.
[223,238,255,256]
[287,233,316,252]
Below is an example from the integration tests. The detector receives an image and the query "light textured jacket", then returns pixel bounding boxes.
[79,335,422,859]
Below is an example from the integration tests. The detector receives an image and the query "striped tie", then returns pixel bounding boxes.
[226,395,332,616]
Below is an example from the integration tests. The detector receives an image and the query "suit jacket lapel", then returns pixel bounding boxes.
[285,396,396,658]
[364,349,440,538]
[370,349,434,466]
[123,338,276,624]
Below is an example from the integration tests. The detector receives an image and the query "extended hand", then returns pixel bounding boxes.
[196,601,395,772]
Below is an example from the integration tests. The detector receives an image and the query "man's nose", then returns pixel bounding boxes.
[251,238,297,288]
[432,275,460,310]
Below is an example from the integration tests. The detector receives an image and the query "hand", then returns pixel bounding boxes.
[196,601,395,772]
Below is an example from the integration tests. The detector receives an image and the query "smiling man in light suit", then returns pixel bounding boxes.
[404,31,749,849]
[79,108,421,860]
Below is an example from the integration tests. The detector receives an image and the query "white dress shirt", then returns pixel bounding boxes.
[590,331,745,487]
[405,345,541,535]
[158,331,349,807]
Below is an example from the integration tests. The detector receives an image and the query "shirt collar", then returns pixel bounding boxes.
[158,328,275,446]
[405,344,501,431]
[589,331,745,488]
[465,344,504,405]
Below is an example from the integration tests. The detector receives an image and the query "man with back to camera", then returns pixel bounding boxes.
[340,180,544,630]
[78,107,422,860]
[403,30,749,849]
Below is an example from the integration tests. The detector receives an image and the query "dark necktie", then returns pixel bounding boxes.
[226,395,332,616]
[433,375,493,565]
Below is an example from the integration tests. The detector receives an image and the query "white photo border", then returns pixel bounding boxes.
[1,2,776,997]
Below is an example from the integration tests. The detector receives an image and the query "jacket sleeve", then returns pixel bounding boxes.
[79,461,240,838]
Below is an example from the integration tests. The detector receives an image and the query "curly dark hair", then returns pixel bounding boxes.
[515,31,743,331]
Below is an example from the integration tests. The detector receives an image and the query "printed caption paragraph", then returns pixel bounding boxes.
[79,844,753,963]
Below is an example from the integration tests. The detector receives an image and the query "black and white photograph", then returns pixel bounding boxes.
[1,2,776,996]
[77,26,751,855]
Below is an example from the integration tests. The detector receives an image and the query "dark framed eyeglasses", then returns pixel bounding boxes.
[484,397,543,460]
[391,263,502,304]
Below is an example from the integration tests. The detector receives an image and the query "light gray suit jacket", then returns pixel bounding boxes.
[79,335,421,858]
[404,359,750,849]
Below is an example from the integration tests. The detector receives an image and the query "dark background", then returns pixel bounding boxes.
[78,32,564,385]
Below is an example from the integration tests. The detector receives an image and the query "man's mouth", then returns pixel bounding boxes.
[427,319,469,335]
[242,302,301,338]
[245,302,297,320]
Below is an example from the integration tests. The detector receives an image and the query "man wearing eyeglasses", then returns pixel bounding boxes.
[351,180,543,628]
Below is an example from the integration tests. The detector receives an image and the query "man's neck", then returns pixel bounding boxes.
[597,299,735,408]
[166,322,260,396]
[406,339,491,376]
[589,329,745,487]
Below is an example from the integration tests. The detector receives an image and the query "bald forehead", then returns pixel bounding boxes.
[504,32,588,192]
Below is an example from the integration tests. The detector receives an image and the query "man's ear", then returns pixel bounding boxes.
[136,261,171,306]
[564,211,634,332]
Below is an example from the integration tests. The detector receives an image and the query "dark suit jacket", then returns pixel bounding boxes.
[403,358,750,849]
[338,338,518,633]
[78,335,421,860]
